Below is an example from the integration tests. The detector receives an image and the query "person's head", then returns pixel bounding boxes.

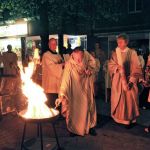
[72,46,84,63]
[48,38,57,52]
[95,43,100,49]
[116,33,129,50]
[7,44,12,52]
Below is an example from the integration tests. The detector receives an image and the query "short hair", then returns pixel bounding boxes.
[117,33,129,42]
[72,46,84,52]
[49,38,57,43]
[7,44,12,50]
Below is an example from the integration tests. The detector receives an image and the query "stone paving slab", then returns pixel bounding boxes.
[0,99,150,150]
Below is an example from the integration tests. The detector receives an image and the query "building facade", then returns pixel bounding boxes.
[93,0,150,61]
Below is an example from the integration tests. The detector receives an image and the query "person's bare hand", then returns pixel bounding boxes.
[55,98,62,108]
[85,69,92,76]
[128,82,133,90]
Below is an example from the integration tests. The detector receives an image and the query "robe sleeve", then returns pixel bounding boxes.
[85,51,97,73]
[42,53,63,79]
[108,52,119,78]
[14,53,18,66]
[59,63,71,100]
[129,50,143,83]
[59,63,72,117]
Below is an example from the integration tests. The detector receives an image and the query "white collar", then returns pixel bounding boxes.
[116,47,129,53]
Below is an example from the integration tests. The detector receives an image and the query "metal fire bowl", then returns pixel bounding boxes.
[18,109,60,123]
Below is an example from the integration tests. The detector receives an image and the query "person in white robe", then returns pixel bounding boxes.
[108,33,143,128]
[55,47,97,136]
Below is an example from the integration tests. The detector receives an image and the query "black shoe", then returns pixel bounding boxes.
[125,123,137,129]
[124,124,131,129]
[145,126,150,133]
[89,128,97,136]
[58,114,64,120]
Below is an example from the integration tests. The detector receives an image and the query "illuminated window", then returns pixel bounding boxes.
[128,0,142,13]
[0,23,27,37]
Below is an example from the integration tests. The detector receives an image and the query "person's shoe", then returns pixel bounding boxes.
[125,123,137,129]
[58,114,64,120]
[144,127,150,133]
[142,106,147,110]
[89,128,97,136]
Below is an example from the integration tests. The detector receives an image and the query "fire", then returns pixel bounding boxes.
[20,62,59,119]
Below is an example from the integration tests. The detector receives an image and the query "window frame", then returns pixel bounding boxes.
[128,0,142,14]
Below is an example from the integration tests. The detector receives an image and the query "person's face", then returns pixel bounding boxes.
[49,39,57,51]
[117,38,128,50]
[72,51,84,63]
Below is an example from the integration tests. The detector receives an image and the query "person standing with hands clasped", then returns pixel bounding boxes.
[42,38,65,108]
[108,33,143,128]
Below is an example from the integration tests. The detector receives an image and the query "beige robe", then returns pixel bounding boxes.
[146,55,150,102]
[42,51,64,93]
[2,51,18,75]
[0,53,2,64]
[138,55,145,69]
[109,48,143,125]
[59,51,97,136]
[0,51,19,95]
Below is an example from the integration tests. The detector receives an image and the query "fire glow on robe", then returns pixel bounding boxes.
[20,62,59,119]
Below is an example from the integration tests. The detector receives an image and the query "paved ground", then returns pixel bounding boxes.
[0,99,150,150]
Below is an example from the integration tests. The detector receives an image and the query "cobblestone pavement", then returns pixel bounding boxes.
[0,99,150,150]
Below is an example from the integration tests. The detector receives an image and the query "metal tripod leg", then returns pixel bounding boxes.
[52,123,61,150]
[21,122,27,150]
[39,123,43,150]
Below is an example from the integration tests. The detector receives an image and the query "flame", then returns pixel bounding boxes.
[20,62,59,119]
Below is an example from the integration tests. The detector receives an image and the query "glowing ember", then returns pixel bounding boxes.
[20,62,59,119]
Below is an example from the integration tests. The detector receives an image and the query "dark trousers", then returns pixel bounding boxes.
[45,93,58,108]
[139,87,150,108]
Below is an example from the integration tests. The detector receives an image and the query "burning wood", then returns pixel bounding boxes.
[20,62,59,119]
